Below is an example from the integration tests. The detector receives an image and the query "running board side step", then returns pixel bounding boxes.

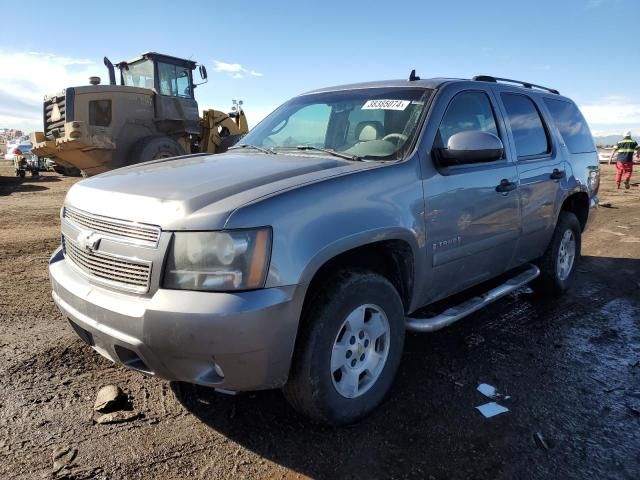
[405,264,540,333]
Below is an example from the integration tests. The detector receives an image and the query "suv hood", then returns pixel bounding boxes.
[65,152,363,230]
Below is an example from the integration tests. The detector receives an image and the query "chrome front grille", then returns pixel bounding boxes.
[63,206,160,247]
[62,234,152,292]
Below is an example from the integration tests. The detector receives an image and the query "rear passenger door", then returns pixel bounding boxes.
[422,87,520,303]
[497,92,565,264]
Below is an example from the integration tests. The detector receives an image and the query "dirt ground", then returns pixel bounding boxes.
[1,162,639,480]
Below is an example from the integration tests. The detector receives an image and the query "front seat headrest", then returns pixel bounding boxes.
[355,121,384,142]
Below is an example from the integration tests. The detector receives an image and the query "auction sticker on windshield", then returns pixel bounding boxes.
[362,100,410,110]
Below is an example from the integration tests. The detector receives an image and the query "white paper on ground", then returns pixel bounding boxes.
[477,383,498,398]
[476,402,509,418]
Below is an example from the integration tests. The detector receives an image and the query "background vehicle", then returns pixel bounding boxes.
[30,52,248,176]
[49,74,599,425]
[12,151,39,177]
[4,136,32,161]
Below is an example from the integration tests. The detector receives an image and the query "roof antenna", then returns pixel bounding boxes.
[409,69,420,81]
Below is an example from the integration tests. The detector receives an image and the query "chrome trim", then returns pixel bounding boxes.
[63,206,161,248]
[406,264,540,332]
[62,234,152,293]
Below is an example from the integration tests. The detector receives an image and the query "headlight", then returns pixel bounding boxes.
[163,228,271,291]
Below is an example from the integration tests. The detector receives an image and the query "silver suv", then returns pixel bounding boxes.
[49,74,599,424]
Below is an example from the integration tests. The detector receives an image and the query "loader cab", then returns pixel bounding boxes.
[118,52,197,98]
[117,52,201,135]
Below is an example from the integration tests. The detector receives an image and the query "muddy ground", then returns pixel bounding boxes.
[1,163,639,480]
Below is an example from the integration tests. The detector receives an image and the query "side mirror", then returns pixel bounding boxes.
[437,131,503,166]
[199,65,208,80]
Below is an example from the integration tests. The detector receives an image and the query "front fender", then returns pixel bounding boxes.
[297,226,425,309]
[224,158,427,309]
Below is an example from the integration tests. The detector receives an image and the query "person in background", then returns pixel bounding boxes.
[609,130,640,189]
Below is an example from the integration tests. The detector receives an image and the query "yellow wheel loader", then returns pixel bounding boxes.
[30,52,248,176]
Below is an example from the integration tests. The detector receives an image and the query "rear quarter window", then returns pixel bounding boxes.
[543,98,595,154]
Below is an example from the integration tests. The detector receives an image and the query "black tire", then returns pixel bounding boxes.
[127,136,185,166]
[534,211,581,295]
[19,170,25,178]
[283,270,405,425]
[64,166,82,177]
[52,164,81,176]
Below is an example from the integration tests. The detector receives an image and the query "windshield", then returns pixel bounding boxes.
[121,59,154,89]
[242,87,432,160]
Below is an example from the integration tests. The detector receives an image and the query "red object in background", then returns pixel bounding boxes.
[615,161,633,185]
[12,148,22,155]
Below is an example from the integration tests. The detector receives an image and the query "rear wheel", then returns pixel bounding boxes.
[534,211,581,294]
[128,136,185,166]
[284,270,405,425]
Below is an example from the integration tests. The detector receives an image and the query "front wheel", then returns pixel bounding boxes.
[283,270,405,425]
[127,136,185,166]
[534,211,581,294]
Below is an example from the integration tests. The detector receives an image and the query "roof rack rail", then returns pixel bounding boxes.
[472,75,560,95]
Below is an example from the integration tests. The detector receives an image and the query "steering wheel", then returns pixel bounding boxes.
[381,133,408,146]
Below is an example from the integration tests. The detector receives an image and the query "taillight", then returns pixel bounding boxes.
[588,167,600,195]
[13,148,22,155]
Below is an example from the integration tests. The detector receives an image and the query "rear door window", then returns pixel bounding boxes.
[501,94,550,158]
[543,98,595,154]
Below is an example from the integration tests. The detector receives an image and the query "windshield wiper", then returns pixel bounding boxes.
[291,145,362,162]
[228,143,276,154]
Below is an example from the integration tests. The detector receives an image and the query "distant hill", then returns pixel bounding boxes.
[593,134,626,147]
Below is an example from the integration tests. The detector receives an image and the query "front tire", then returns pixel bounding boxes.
[535,211,581,294]
[127,136,185,166]
[284,270,405,425]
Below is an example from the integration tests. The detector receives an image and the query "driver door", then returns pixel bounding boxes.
[421,87,520,303]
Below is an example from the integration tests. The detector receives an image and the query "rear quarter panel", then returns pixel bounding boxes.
[537,96,599,228]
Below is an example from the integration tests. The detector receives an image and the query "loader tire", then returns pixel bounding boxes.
[128,136,185,166]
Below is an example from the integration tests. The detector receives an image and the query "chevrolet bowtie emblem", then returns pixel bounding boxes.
[77,230,101,253]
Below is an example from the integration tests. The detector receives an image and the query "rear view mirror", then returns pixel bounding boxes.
[199,65,208,80]
[437,131,503,166]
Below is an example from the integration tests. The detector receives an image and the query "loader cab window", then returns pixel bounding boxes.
[158,62,193,99]
[121,59,154,89]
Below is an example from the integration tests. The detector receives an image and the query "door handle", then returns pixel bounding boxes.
[550,169,565,180]
[495,179,517,193]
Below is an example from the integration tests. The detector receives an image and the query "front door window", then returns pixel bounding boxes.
[158,62,193,98]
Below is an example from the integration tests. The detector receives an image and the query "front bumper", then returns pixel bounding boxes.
[49,247,304,391]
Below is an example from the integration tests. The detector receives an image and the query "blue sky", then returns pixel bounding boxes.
[1,0,638,137]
